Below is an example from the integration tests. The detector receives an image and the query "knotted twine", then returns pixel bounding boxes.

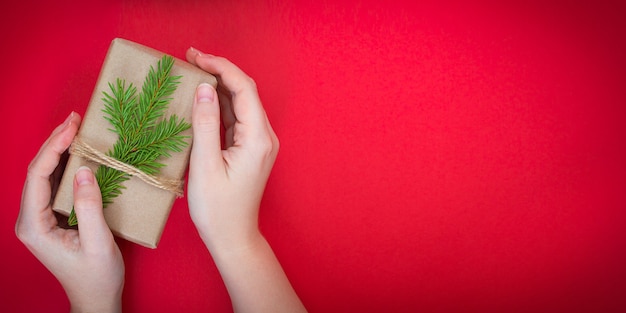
[69,137,184,197]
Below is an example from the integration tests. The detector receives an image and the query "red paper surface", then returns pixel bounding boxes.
[3,1,626,312]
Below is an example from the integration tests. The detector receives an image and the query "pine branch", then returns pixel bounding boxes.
[68,55,190,226]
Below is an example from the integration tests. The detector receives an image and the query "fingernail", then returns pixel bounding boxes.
[196,83,215,103]
[190,46,213,58]
[190,46,202,57]
[76,166,94,186]
[62,111,74,130]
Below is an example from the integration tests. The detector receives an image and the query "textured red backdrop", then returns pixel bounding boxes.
[2,1,626,312]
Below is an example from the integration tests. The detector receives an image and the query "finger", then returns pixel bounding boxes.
[191,83,224,172]
[187,47,264,124]
[186,48,235,147]
[186,46,205,66]
[191,53,268,129]
[20,112,81,227]
[186,49,277,156]
[218,91,236,148]
[73,166,114,252]
[218,88,236,131]
[29,112,80,182]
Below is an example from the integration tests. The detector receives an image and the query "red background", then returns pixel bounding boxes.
[2,1,626,312]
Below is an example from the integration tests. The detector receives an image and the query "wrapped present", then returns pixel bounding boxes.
[53,38,217,248]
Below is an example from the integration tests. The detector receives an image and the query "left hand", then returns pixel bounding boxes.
[16,112,125,313]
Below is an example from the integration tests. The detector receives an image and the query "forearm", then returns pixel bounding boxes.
[187,51,299,312]
[206,231,307,313]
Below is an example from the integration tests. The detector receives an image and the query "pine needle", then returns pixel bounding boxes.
[68,55,190,226]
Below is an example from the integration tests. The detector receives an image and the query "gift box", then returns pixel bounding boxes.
[52,38,217,248]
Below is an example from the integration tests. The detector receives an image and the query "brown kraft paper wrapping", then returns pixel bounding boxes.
[52,38,217,248]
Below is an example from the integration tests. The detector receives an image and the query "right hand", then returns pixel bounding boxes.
[185,49,306,313]
[185,49,280,251]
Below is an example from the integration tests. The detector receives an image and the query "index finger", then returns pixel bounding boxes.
[19,112,81,231]
[186,49,268,129]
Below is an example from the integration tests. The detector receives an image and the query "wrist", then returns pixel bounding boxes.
[200,226,265,258]
[192,212,262,255]
[67,284,123,313]
[69,297,122,313]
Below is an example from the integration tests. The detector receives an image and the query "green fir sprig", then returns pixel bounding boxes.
[68,55,190,226]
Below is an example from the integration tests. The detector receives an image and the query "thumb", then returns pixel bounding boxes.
[73,166,114,252]
[191,83,223,172]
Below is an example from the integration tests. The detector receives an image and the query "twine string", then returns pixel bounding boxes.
[69,137,184,197]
